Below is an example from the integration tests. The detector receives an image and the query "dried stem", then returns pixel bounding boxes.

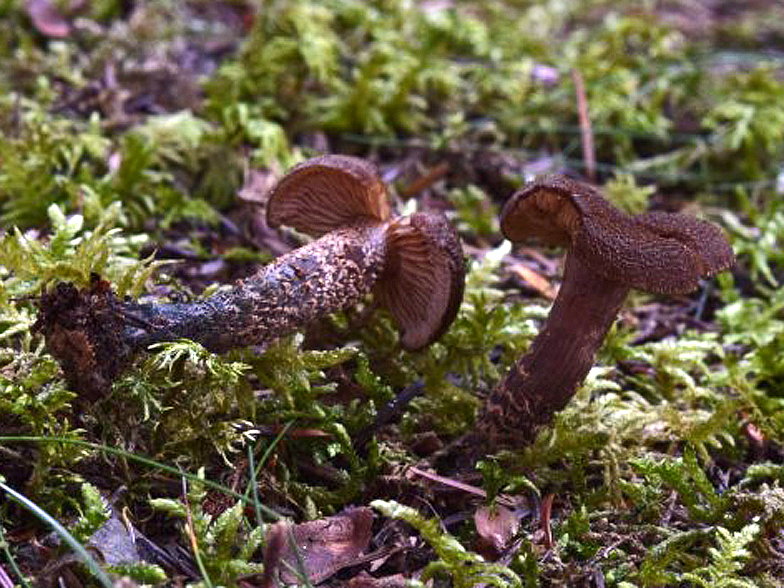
[572,69,595,182]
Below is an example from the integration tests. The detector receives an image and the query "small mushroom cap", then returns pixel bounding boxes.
[267,154,392,237]
[376,212,466,350]
[501,175,734,294]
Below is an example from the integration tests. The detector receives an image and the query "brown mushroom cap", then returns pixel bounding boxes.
[267,154,392,237]
[500,175,734,294]
[377,212,465,350]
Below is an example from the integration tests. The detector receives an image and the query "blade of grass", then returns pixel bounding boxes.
[0,514,31,588]
[0,482,113,588]
[181,475,214,588]
[0,563,13,588]
[245,423,312,587]
[0,436,281,520]
[244,421,293,526]
[246,443,265,530]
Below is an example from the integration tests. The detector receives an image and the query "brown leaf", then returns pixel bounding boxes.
[26,0,71,38]
[474,505,519,555]
[509,263,557,300]
[348,571,409,588]
[540,494,555,549]
[266,507,374,585]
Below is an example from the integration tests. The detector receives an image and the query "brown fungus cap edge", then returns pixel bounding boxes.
[501,175,734,295]
[267,154,392,238]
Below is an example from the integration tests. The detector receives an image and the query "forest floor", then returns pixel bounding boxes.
[1,1,784,587]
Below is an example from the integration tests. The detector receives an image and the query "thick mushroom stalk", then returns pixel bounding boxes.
[35,155,465,399]
[124,223,388,353]
[480,176,734,446]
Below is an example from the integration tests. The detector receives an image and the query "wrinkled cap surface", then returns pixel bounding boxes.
[501,175,735,294]
[376,212,465,350]
[267,154,392,237]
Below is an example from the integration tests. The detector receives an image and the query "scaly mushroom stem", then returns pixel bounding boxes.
[125,224,387,352]
[36,223,388,399]
[36,155,466,400]
[481,254,628,445]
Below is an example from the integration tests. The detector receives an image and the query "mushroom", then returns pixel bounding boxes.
[265,154,465,351]
[480,175,734,446]
[35,155,465,398]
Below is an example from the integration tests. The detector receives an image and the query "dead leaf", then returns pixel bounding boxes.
[265,507,374,586]
[540,493,555,549]
[88,513,141,565]
[238,167,279,204]
[26,0,70,38]
[349,571,409,587]
[509,263,557,300]
[474,505,519,555]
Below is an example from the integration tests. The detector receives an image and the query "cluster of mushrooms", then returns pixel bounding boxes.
[35,154,734,450]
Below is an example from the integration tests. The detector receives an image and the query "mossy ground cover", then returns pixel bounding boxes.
[1,1,783,586]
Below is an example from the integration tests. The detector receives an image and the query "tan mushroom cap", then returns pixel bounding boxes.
[267,154,392,238]
[501,175,735,295]
[377,212,466,350]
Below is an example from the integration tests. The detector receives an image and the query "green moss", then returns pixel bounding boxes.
[1,1,783,586]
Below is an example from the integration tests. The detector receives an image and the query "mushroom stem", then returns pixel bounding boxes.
[126,224,387,353]
[35,224,388,399]
[481,254,629,445]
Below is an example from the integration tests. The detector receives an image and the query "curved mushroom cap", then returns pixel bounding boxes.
[376,212,465,350]
[501,175,734,295]
[267,154,392,238]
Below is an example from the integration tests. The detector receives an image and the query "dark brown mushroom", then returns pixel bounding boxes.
[480,175,734,446]
[35,155,465,399]
[265,155,465,351]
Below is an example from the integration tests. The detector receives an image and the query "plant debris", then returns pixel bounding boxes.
[263,508,374,586]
